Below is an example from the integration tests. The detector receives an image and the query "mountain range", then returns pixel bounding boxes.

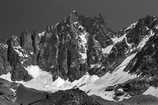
[0,10,158,105]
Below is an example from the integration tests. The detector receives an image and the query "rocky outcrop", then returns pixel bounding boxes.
[0,78,19,105]
[16,84,106,105]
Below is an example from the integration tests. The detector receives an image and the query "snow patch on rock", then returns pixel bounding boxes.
[137,30,155,49]
[102,45,113,54]
[24,65,44,78]
[111,34,126,44]
[14,65,99,92]
[0,72,12,82]
[144,87,158,97]
[13,45,29,58]
[38,31,45,38]
[124,22,137,31]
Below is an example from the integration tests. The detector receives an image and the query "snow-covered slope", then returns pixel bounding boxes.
[82,53,137,101]
[0,53,137,101]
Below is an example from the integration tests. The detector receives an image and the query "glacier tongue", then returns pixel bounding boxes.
[0,65,98,92]
[0,65,99,92]
[22,69,100,92]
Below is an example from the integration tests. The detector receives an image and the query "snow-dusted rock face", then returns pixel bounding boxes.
[1,11,158,104]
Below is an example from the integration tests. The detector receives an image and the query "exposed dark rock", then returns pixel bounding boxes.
[15,84,105,105]
[0,78,19,105]
[0,43,11,75]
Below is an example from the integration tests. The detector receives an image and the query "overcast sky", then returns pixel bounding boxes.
[0,0,158,40]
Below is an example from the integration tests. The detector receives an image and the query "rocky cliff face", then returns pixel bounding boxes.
[3,10,115,82]
[1,11,158,105]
